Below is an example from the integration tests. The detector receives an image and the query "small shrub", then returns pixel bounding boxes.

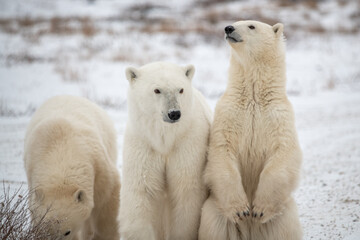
[0,183,55,240]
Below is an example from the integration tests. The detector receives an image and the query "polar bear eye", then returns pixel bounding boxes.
[248,25,255,30]
[76,190,84,202]
[179,88,184,94]
[154,89,161,94]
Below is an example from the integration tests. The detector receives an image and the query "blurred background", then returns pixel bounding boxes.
[0,0,359,239]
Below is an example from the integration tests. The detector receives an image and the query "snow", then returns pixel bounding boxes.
[0,0,359,239]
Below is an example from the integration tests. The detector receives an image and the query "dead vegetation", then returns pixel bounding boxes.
[276,0,319,9]
[0,100,36,117]
[54,61,88,83]
[5,52,53,66]
[0,0,358,65]
[0,16,98,37]
[82,89,126,110]
[0,184,55,240]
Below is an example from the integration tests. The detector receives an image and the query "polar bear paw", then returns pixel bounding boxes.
[221,198,251,223]
[251,198,284,224]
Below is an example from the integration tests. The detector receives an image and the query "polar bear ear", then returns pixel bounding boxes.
[125,67,139,83]
[74,189,85,203]
[272,23,284,37]
[184,64,195,81]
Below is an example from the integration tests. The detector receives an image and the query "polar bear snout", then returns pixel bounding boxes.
[167,109,181,122]
[225,25,243,43]
[225,25,235,34]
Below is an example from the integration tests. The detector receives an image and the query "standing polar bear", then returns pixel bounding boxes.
[120,62,212,240]
[24,95,121,240]
[198,21,302,240]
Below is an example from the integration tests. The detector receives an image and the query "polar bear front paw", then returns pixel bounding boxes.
[251,198,284,224]
[221,198,251,223]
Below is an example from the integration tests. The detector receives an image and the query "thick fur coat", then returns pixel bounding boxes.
[24,95,121,240]
[199,21,302,240]
[120,62,212,240]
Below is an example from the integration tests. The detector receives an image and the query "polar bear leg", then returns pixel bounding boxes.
[120,192,161,240]
[93,181,120,240]
[251,198,302,240]
[268,198,302,240]
[166,161,205,240]
[121,141,166,240]
[199,197,242,240]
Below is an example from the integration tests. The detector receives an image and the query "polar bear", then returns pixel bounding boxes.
[198,21,302,240]
[24,95,121,240]
[120,62,212,240]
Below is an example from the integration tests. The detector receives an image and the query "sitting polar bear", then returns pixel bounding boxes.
[120,62,212,240]
[198,21,302,240]
[24,95,121,240]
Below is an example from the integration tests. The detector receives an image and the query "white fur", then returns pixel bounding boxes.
[120,62,212,240]
[199,20,302,240]
[24,95,121,240]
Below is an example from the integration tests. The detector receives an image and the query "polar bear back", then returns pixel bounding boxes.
[25,95,117,164]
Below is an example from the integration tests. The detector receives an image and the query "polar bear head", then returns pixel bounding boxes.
[125,62,194,124]
[224,20,285,64]
[30,186,93,239]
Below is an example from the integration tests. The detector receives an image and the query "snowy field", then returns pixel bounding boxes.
[0,0,360,239]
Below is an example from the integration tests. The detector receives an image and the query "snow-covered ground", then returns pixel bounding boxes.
[0,0,359,239]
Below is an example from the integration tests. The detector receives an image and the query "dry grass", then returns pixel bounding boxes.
[276,0,318,9]
[54,62,87,83]
[0,19,18,34]
[5,52,53,66]
[0,16,98,37]
[197,0,236,7]
[0,183,55,240]
[201,9,237,24]
[82,90,126,110]
[49,17,97,36]
[111,43,161,65]
[0,100,36,117]
[200,5,280,26]
[125,3,169,21]
[307,24,327,34]
[138,21,219,36]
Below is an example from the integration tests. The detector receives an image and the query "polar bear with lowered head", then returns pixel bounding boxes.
[198,21,302,240]
[24,95,121,240]
[120,62,212,240]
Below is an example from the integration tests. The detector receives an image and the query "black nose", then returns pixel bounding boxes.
[168,111,181,121]
[64,231,71,236]
[225,25,235,34]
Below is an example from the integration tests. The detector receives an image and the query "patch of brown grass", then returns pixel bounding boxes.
[201,9,242,24]
[338,26,359,34]
[307,24,326,33]
[302,0,318,10]
[17,17,43,28]
[197,0,236,7]
[79,17,97,37]
[111,48,154,66]
[337,0,348,7]
[0,18,18,34]
[54,62,87,83]
[276,0,318,9]
[0,16,98,37]
[49,17,74,35]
